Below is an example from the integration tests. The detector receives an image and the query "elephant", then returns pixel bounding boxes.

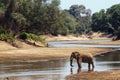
[70,51,94,70]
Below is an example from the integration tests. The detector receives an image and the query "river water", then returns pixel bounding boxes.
[47,40,120,49]
[0,40,120,80]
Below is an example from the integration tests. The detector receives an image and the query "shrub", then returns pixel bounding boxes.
[19,32,45,43]
[0,32,14,41]
[19,32,28,40]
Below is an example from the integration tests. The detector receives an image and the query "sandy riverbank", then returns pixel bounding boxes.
[66,70,120,80]
[41,33,112,41]
[0,32,114,60]
[0,47,112,60]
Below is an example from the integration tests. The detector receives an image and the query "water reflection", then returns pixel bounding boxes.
[95,50,120,61]
[70,67,94,75]
[0,50,120,80]
[94,50,120,71]
[70,68,80,74]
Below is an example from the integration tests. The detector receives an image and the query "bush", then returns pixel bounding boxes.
[19,32,45,43]
[0,26,5,34]
[19,32,28,40]
[0,32,14,41]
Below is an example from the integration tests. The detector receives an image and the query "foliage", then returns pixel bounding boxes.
[0,0,9,11]
[0,0,120,42]
[91,3,120,40]
[0,33,13,41]
[11,12,27,33]
[69,4,92,34]
[0,31,14,41]
[19,32,45,43]
[62,10,77,34]
[0,25,14,41]
[0,0,92,37]
[91,9,110,32]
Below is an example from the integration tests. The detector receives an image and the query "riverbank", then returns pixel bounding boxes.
[66,70,120,80]
[41,33,112,41]
[0,33,114,60]
[0,47,112,60]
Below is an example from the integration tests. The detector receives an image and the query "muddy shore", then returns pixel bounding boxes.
[66,70,120,80]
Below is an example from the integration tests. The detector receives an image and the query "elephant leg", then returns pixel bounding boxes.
[88,63,91,71]
[70,55,73,67]
[70,59,73,67]
[91,62,95,70]
[70,54,73,67]
[77,58,81,68]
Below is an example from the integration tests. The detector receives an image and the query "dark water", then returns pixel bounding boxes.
[0,50,120,80]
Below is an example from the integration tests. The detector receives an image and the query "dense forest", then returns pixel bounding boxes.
[0,0,120,42]
[92,3,120,40]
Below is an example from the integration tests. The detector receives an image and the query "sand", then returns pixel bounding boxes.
[66,70,120,80]
[0,47,112,60]
[41,33,112,41]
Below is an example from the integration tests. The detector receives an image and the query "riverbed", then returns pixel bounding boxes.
[0,40,120,80]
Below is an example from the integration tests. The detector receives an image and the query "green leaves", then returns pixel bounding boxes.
[91,3,120,40]
[19,32,45,43]
[11,13,27,31]
[0,27,14,41]
[69,4,92,34]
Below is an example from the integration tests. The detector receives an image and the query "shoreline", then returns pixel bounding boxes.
[66,70,120,80]
[0,36,118,61]
[0,47,113,61]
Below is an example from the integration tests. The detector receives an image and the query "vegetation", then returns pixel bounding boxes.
[0,0,120,43]
[19,32,45,43]
[69,5,92,34]
[91,3,120,40]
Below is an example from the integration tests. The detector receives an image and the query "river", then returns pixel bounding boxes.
[0,40,120,80]
[47,40,120,49]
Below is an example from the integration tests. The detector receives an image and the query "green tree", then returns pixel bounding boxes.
[0,0,10,11]
[0,0,28,35]
[5,0,16,19]
[63,10,77,34]
[69,4,92,34]
[107,4,120,39]
[91,3,120,40]
[11,13,27,33]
